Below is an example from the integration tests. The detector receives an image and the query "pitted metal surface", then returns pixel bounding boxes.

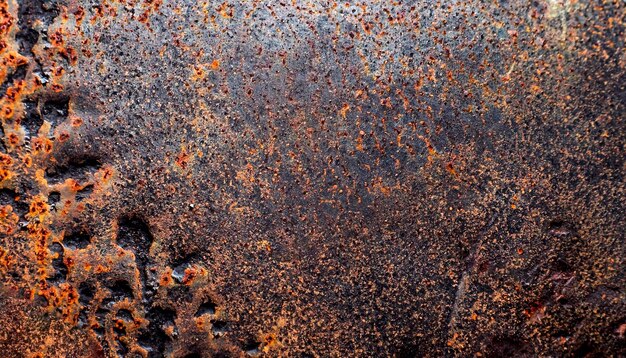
[0,0,624,357]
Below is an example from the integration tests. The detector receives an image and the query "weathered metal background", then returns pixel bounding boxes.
[0,0,624,356]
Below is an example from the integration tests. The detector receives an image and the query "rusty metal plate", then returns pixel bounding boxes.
[0,0,624,356]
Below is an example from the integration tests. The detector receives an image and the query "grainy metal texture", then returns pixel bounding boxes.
[0,0,624,357]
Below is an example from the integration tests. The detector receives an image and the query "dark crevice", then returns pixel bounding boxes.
[211,320,228,337]
[195,300,216,317]
[77,309,88,328]
[78,281,96,306]
[19,100,43,138]
[76,184,94,200]
[0,188,18,207]
[394,342,421,358]
[116,339,129,357]
[93,325,105,338]
[117,215,155,299]
[486,336,531,358]
[243,340,262,356]
[117,216,153,267]
[138,306,177,357]
[63,230,91,250]
[45,157,101,185]
[46,242,67,284]
[12,0,60,118]
[572,342,598,358]
[547,220,577,238]
[116,215,169,356]
[103,279,134,307]
[17,0,60,29]
[182,353,202,358]
[113,322,126,336]
[48,191,61,207]
[0,127,6,153]
[95,307,109,319]
[116,308,133,321]
[42,97,69,127]
[0,65,28,96]
[15,27,39,55]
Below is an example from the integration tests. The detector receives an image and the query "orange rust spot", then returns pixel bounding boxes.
[217,2,233,18]
[29,224,52,279]
[60,47,78,65]
[0,205,18,235]
[0,246,15,270]
[49,30,64,46]
[71,116,83,127]
[380,97,392,108]
[50,83,64,92]
[57,131,70,142]
[195,316,207,329]
[163,324,175,336]
[28,196,50,219]
[160,268,173,286]
[94,264,108,274]
[356,130,365,152]
[22,154,32,167]
[100,166,114,182]
[73,7,85,23]
[182,266,198,285]
[446,162,458,177]
[190,65,206,81]
[137,10,150,23]
[339,103,350,118]
[90,5,104,23]
[524,303,546,324]
[2,104,13,118]
[0,168,13,182]
[66,178,82,192]
[175,150,191,170]
[261,332,279,352]
[32,137,54,154]
[7,132,19,146]
[52,66,64,77]
[0,153,13,167]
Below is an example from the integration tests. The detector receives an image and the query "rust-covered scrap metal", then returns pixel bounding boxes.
[0,0,624,357]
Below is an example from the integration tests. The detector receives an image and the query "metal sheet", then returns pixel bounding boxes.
[0,0,624,356]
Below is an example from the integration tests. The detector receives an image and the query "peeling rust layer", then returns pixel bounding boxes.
[0,0,624,357]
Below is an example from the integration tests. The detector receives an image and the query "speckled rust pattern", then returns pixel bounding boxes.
[0,0,624,357]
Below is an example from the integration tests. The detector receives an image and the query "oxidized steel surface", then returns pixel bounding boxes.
[0,0,624,357]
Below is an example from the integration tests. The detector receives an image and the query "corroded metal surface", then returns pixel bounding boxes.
[0,0,624,357]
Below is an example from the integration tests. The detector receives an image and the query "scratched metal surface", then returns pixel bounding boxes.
[0,0,624,357]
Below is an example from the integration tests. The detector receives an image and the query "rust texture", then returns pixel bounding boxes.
[0,0,624,357]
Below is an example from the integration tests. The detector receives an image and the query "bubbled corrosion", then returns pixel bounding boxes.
[0,0,624,357]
